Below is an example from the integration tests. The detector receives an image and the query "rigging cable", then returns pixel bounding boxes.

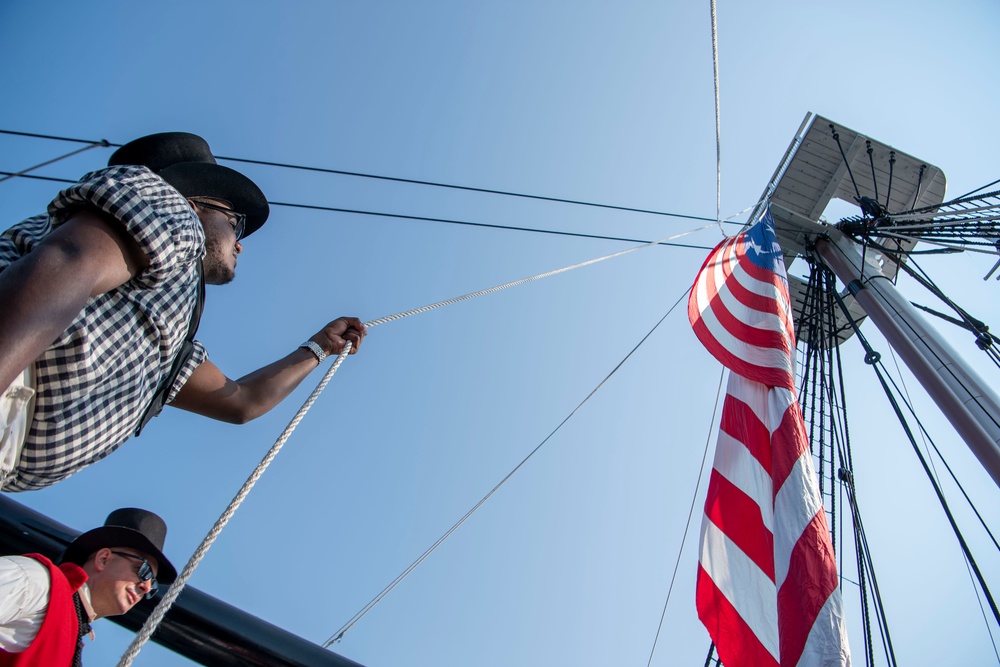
[865,141,880,204]
[327,287,694,647]
[829,124,863,202]
[272,200,715,251]
[0,140,108,184]
[821,273,1000,631]
[823,280,903,666]
[824,238,1000,439]
[958,177,1000,200]
[330,288,690,648]
[885,151,896,210]
[879,352,1000,661]
[909,165,926,211]
[0,172,714,251]
[797,259,891,666]
[881,350,1000,554]
[645,366,726,667]
[887,250,999,368]
[116,226,712,666]
[870,355,1000,627]
[0,128,735,226]
[910,303,1000,370]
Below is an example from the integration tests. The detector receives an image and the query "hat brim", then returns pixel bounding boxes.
[159,162,269,238]
[62,526,177,584]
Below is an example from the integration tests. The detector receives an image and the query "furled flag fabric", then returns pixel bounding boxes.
[688,208,851,667]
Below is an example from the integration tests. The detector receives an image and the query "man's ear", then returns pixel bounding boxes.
[91,547,113,572]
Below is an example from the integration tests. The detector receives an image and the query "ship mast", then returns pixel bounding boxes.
[763,112,1000,487]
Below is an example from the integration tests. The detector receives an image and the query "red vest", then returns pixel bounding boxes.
[0,554,88,667]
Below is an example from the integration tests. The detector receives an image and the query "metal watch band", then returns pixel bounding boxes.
[299,340,327,362]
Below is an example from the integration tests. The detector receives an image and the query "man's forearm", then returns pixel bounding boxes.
[170,350,322,424]
[170,317,366,424]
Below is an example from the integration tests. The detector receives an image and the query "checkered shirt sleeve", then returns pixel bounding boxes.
[0,166,209,491]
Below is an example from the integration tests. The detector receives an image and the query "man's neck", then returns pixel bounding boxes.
[78,582,98,630]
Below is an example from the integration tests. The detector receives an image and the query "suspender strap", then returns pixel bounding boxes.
[134,263,205,436]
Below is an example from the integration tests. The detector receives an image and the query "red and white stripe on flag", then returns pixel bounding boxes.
[689,208,851,667]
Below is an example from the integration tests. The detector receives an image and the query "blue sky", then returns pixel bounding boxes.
[1,1,998,665]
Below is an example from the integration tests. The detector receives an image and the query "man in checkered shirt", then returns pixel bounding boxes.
[0,133,366,491]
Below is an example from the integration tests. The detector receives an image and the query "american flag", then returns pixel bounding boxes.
[688,208,851,667]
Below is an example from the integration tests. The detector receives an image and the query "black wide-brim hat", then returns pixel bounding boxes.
[61,508,178,584]
[108,132,269,237]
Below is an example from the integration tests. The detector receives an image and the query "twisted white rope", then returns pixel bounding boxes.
[116,223,714,666]
[364,224,715,328]
[709,0,725,238]
[116,347,352,667]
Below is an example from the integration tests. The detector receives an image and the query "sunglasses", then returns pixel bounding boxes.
[190,198,247,241]
[111,550,159,599]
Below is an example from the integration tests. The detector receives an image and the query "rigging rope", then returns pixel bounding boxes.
[829,124,863,203]
[0,171,716,250]
[883,349,1000,554]
[0,141,108,184]
[0,128,731,226]
[645,367,725,667]
[272,200,715,250]
[327,287,694,647]
[816,255,1000,634]
[796,258,894,666]
[116,225,713,665]
[709,0,725,238]
[867,354,1000,625]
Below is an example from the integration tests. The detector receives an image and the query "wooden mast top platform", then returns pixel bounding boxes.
[752,112,947,345]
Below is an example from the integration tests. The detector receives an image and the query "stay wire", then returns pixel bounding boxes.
[883,346,1000,663]
[0,172,715,251]
[825,266,997,604]
[326,287,693,647]
[824,280,900,665]
[224,155,727,225]
[272,200,716,251]
[879,354,1000,554]
[867,355,1000,626]
[646,365,725,667]
[829,124,863,202]
[958,177,1000,201]
[0,141,108,184]
[0,128,730,226]
[865,141,880,204]
[909,165,926,211]
[889,250,997,361]
[885,151,896,210]
[840,467,895,667]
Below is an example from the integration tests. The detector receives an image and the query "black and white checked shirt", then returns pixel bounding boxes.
[0,166,208,491]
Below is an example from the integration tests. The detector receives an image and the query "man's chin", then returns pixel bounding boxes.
[205,266,236,286]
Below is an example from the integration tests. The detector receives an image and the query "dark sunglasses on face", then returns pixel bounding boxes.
[190,198,247,241]
[111,550,159,599]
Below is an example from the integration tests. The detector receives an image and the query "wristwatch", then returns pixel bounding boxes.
[299,340,327,363]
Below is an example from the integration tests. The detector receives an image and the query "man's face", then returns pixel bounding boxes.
[190,197,245,285]
[86,547,160,618]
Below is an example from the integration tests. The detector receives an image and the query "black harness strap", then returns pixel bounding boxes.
[134,263,205,436]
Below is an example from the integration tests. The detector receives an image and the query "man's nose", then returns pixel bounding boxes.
[235,240,243,254]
